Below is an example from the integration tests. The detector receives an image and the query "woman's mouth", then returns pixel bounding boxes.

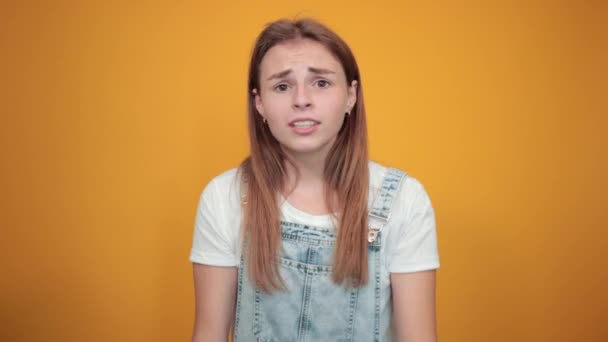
[289,119,320,135]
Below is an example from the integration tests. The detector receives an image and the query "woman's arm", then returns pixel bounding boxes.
[391,270,438,342]
[191,263,238,342]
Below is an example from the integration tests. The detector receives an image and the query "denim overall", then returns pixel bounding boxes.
[234,168,406,342]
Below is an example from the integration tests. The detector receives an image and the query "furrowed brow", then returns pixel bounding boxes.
[266,69,292,81]
[308,67,336,75]
[265,67,336,81]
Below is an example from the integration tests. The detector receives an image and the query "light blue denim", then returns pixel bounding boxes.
[234,168,406,342]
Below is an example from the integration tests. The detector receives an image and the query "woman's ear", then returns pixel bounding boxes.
[252,88,265,115]
[346,80,358,112]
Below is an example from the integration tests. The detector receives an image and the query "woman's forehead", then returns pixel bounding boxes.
[259,39,342,78]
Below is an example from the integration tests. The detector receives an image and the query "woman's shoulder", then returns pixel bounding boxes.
[200,167,243,210]
[208,167,240,189]
[368,160,430,207]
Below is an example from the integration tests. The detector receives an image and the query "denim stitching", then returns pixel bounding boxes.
[345,289,358,341]
[297,248,315,342]
[374,244,381,342]
[233,256,245,340]
[236,167,407,341]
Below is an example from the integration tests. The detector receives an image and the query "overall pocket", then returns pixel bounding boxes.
[254,254,359,341]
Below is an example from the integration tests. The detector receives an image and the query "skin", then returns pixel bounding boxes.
[254,39,357,159]
[392,271,438,341]
[254,38,357,212]
[192,39,438,342]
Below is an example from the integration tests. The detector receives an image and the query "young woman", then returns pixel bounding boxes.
[190,18,440,342]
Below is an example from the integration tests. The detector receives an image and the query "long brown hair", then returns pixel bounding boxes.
[238,18,369,293]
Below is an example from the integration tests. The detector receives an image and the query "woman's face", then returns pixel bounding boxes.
[253,39,357,158]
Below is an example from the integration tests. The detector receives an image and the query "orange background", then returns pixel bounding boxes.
[1,1,606,341]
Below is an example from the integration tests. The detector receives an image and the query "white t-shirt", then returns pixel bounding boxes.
[189,160,440,273]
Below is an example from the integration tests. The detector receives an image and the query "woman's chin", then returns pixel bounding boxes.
[280,141,333,157]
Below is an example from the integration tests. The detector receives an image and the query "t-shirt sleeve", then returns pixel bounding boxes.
[189,178,238,267]
[388,179,440,273]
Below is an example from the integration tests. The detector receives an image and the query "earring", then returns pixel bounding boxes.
[345,111,350,117]
[263,117,267,124]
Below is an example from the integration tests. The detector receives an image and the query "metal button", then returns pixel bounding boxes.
[368,230,378,243]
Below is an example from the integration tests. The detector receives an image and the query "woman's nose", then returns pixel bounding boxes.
[292,85,312,110]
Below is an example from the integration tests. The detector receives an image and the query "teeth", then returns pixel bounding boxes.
[293,120,316,127]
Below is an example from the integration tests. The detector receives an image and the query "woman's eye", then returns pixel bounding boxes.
[274,84,289,92]
[316,80,330,88]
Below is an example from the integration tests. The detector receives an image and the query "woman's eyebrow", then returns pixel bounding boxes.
[266,69,292,81]
[266,67,336,81]
[308,66,336,75]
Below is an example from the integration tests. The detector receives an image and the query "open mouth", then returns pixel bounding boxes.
[289,119,320,135]
[290,120,319,128]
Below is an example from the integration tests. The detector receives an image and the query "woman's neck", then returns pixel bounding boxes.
[283,152,325,192]
[281,145,344,214]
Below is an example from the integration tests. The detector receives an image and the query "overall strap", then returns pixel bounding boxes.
[367,167,407,243]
